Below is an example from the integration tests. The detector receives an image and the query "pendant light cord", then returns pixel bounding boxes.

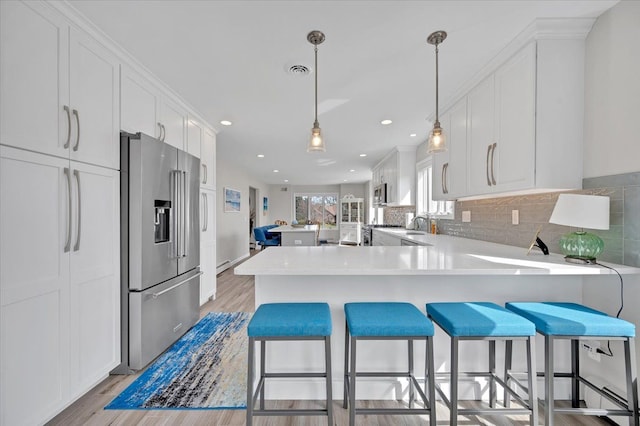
[434,43,439,124]
[314,45,318,125]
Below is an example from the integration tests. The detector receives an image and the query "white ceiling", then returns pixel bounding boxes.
[68,0,617,186]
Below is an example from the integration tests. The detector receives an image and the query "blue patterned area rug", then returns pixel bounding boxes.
[106,312,250,410]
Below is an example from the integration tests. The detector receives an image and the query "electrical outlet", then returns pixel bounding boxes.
[582,341,601,362]
[512,210,519,225]
[462,211,471,223]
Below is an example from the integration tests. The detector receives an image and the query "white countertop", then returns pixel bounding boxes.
[235,230,640,276]
[269,224,318,233]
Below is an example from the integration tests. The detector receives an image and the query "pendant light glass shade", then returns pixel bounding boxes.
[307,30,325,152]
[427,121,446,153]
[308,122,324,152]
[426,30,447,154]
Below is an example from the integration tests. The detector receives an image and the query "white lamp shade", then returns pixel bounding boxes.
[549,194,610,230]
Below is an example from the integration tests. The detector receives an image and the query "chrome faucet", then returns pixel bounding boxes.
[413,215,429,231]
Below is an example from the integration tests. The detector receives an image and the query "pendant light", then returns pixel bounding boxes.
[426,30,447,154]
[307,30,326,152]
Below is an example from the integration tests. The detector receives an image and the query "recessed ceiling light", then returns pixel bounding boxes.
[349,169,355,172]
[410,133,417,137]
[273,169,279,173]
[284,179,289,183]
[380,119,393,125]
[359,153,367,157]
[257,154,265,158]
[220,120,232,126]
[343,179,348,182]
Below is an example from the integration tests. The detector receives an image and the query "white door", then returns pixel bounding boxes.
[0,1,69,158]
[69,28,120,169]
[120,67,160,138]
[201,128,216,190]
[493,43,536,191]
[467,75,495,195]
[1,147,71,426]
[200,189,216,304]
[159,98,186,150]
[68,162,120,391]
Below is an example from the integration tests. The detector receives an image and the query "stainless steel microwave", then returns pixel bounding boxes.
[374,183,387,205]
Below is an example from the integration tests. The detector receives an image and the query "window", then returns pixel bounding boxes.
[416,158,454,218]
[294,193,338,229]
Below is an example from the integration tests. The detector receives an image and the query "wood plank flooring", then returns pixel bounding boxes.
[47,250,611,425]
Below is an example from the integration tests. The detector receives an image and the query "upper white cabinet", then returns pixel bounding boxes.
[121,66,187,151]
[0,1,120,170]
[468,42,536,195]
[433,97,467,200]
[374,147,416,205]
[438,33,586,199]
[201,128,217,190]
[187,118,203,158]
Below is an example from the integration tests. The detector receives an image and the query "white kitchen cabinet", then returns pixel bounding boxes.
[340,198,363,245]
[0,146,119,426]
[0,1,120,170]
[187,118,203,158]
[121,65,188,151]
[200,189,217,304]
[465,40,582,198]
[433,97,467,200]
[375,147,416,205]
[200,128,216,190]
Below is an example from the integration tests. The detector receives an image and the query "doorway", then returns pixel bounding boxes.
[249,187,257,249]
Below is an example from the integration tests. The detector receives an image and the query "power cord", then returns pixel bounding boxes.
[593,262,624,357]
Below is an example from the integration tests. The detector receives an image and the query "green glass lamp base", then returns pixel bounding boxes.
[558,231,604,264]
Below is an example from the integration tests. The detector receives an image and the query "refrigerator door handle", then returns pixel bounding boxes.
[171,170,180,258]
[183,170,189,258]
[152,271,203,299]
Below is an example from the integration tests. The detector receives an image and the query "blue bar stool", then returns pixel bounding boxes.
[343,302,436,426]
[246,303,332,426]
[426,302,539,425]
[506,302,639,426]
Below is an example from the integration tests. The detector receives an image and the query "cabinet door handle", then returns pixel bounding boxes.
[161,124,166,142]
[72,109,80,152]
[203,164,207,184]
[441,163,446,194]
[73,169,81,251]
[158,122,166,142]
[201,193,207,232]
[63,106,72,149]
[444,163,449,194]
[486,144,492,186]
[490,142,497,186]
[63,167,72,252]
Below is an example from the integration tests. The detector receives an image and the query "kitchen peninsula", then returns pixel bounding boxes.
[268,224,318,246]
[235,233,640,401]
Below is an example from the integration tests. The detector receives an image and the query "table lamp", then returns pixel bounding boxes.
[548,194,610,264]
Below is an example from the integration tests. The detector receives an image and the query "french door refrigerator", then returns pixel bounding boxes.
[114,132,201,373]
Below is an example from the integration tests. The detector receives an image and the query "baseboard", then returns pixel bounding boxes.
[216,253,250,274]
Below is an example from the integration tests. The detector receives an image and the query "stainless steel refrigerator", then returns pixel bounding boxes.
[114,132,201,373]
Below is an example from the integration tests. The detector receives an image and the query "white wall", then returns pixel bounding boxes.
[581,2,640,413]
[216,158,270,270]
[583,0,640,178]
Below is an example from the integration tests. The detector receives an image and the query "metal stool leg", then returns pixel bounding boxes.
[504,339,513,408]
[528,335,539,425]
[427,336,437,426]
[624,338,639,426]
[409,339,414,408]
[349,335,357,426]
[490,340,496,408]
[325,335,333,425]
[571,339,580,408]
[545,335,555,426]
[343,320,349,409]
[246,337,254,426]
[451,336,459,425]
[260,340,266,410]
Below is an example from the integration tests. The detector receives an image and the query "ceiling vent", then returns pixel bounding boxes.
[286,64,310,76]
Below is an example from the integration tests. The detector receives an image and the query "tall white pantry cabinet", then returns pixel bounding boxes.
[0,1,218,425]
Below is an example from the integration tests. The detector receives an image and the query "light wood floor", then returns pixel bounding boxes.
[47,250,611,425]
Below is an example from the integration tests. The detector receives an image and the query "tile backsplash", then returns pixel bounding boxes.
[384,172,640,267]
